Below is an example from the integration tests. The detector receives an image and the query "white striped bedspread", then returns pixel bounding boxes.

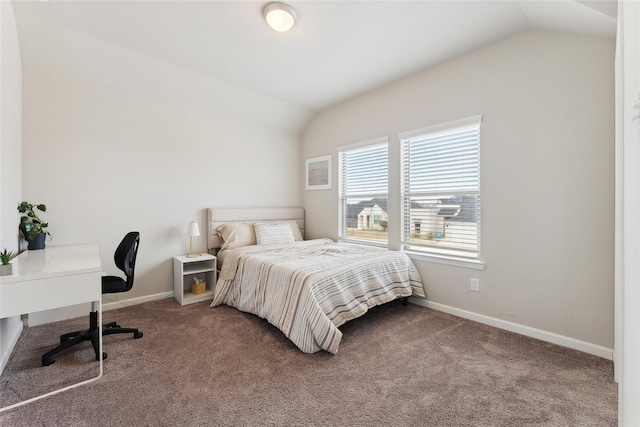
[211,238,425,354]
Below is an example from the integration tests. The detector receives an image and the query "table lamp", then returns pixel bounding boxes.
[187,221,201,258]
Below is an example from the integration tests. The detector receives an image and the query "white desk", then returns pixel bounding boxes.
[0,244,103,411]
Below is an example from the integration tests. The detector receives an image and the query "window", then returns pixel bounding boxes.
[338,137,389,245]
[400,116,481,260]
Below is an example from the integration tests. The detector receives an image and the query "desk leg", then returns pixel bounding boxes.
[0,299,104,413]
[98,299,103,378]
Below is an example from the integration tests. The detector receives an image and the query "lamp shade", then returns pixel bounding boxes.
[187,221,200,237]
[263,2,297,32]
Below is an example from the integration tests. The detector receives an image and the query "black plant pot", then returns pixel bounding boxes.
[27,232,46,250]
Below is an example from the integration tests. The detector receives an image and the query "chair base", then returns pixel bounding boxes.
[41,311,142,366]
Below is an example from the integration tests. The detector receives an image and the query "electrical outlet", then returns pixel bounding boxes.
[470,278,480,292]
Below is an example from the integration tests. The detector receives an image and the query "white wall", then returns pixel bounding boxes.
[0,2,22,256]
[20,23,306,304]
[302,30,615,351]
[0,0,24,373]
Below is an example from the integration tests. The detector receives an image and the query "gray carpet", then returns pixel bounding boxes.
[0,298,617,426]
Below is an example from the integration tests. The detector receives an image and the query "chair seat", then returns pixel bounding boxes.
[102,275,128,294]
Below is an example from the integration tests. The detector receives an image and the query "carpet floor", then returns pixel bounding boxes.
[0,298,617,426]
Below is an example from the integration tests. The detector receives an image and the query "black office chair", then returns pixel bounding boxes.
[42,232,143,366]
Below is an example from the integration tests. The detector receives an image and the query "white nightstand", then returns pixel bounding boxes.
[173,253,217,306]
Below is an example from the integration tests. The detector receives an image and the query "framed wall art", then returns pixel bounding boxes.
[305,155,332,190]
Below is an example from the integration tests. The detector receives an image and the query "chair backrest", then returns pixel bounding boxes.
[114,231,140,292]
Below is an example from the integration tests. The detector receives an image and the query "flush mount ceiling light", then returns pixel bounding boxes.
[263,2,297,32]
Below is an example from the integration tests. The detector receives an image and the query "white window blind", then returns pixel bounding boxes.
[400,116,481,259]
[338,138,389,245]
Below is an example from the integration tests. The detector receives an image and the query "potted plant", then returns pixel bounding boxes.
[18,201,51,250]
[1,248,14,276]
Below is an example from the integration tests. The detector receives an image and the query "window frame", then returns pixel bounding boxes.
[399,115,483,265]
[337,137,389,247]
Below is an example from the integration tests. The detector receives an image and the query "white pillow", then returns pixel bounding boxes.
[276,220,303,241]
[216,223,256,250]
[254,222,295,245]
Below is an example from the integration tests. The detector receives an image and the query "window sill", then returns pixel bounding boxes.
[338,238,388,249]
[404,250,485,270]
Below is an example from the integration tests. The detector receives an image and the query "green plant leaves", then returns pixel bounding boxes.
[17,201,50,242]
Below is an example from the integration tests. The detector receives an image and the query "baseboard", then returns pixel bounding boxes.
[409,298,614,360]
[28,292,175,326]
[103,291,174,311]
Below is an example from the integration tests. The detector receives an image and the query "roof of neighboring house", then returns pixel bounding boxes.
[436,196,478,222]
[436,206,460,217]
[359,197,388,212]
[346,198,388,221]
[347,198,428,220]
[345,196,477,222]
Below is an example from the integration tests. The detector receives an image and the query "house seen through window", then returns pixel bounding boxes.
[400,116,482,259]
[337,116,481,261]
[338,138,389,245]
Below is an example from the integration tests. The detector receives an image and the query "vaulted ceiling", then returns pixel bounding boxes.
[12,0,616,115]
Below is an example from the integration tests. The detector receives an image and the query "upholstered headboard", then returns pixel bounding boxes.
[207,207,305,252]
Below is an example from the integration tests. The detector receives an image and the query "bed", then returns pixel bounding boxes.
[207,207,425,354]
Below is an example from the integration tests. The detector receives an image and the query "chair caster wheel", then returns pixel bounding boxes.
[42,357,55,366]
[134,331,143,339]
[96,352,107,361]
